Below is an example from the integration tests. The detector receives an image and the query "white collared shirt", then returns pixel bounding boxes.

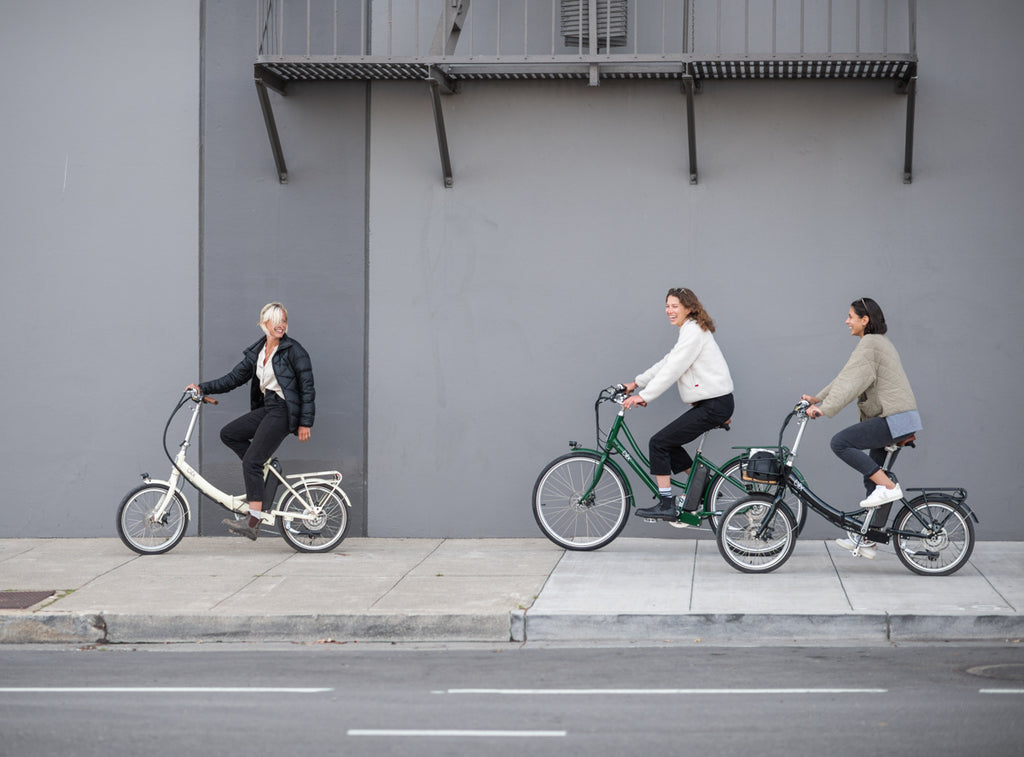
[257,345,285,400]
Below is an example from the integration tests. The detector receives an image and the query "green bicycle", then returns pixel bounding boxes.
[532,385,807,550]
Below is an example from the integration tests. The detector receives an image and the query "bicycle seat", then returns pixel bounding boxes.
[717,419,732,432]
[896,434,916,447]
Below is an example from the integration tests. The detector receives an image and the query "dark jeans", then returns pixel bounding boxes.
[829,417,903,495]
[219,393,290,501]
[649,394,735,476]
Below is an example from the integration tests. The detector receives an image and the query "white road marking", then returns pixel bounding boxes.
[443,688,888,695]
[348,730,566,738]
[0,687,331,694]
[979,689,1024,694]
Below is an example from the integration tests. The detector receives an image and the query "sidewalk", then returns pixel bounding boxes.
[1,537,1022,644]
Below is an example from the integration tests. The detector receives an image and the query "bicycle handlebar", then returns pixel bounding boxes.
[186,387,218,405]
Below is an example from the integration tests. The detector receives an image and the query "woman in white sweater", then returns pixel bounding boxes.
[622,288,734,520]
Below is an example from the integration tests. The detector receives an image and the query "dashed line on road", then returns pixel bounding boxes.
[441,688,889,695]
[0,687,332,694]
[348,730,566,738]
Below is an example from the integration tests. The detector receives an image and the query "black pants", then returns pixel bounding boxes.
[649,393,735,476]
[219,393,290,501]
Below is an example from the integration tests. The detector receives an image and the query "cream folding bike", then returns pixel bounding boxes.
[116,389,350,554]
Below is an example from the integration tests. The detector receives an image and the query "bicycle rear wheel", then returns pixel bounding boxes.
[705,458,807,535]
[716,495,797,573]
[533,452,630,550]
[277,483,350,553]
[892,496,975,576]
[117,484,189,555]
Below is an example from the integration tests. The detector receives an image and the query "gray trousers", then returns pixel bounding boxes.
[829,417,899,495]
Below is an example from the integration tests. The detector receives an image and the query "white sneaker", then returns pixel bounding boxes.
[859,484,902,509]
[835,536,877,559]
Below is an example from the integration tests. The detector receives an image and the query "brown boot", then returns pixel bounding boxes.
[223,516,261,540]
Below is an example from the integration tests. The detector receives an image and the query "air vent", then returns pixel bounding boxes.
[561,0,628,49]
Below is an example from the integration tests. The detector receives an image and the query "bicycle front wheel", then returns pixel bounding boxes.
[532,452,631,550]
[892,496,975,576]
[705,458,807,535]
[716,495,797,573]
[277,483,350,553]
[117,484,189,555]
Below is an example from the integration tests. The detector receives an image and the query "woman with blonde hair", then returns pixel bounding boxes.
[187,302,315,540]
[622,288,734,520]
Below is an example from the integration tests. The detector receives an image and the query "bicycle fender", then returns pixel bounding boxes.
[289,478,350,505]
[905,492,979,524]
[141,475,184,497]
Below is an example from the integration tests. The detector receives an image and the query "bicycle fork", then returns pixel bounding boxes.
[144,466,190,525]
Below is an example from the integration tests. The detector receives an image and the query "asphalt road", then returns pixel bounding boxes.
[2,642,1023,756]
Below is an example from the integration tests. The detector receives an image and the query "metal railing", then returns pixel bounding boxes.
[256,1,916,62]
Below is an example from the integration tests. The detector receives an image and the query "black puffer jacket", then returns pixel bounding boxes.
[199,334,315,433]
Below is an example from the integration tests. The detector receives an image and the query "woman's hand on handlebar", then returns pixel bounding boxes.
[622,394,646,410]
[800,395,823,418]
[185,384,218,404]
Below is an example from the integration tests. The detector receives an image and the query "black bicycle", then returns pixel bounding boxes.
[715,401,977,575]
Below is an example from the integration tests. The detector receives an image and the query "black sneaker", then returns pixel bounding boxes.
[635,495,677,520]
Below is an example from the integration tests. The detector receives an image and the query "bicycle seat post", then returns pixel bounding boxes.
[694,432,708,456]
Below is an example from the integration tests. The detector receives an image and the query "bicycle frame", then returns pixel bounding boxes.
[145,394,344,527]
[569,389,749,527]
[760,405,976,545]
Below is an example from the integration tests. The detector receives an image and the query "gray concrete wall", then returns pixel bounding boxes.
[366,0,1024,539]
[198,0,368,535]
[3,1,1021,542]
[1,1,201,536]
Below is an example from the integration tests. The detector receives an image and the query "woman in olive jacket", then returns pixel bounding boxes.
[803,297,920,557]
[188,302,315,540]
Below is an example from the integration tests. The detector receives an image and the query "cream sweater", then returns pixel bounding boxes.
[816,334,917,421]
[636,319,734,404]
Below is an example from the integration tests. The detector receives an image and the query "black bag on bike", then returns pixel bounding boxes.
[742,450,782,484]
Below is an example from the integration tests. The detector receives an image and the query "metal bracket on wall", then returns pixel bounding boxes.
[682,67,698,185]
[902,74,917,184]
[427,74,455,188]
[255,66,289,184]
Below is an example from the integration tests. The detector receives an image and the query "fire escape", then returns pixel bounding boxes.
[254,0,918,186]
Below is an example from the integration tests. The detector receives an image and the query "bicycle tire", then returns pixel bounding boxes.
[277,483,350,553]
[715,494,797,573]
[532,452,631,550]
[705,458,807,535]
[116,483,189,555]
[892,495,975,576]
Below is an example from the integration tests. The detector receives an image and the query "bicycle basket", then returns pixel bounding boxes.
[742,449,783,484]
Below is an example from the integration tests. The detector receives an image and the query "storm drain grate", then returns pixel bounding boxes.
[0,591,57,609]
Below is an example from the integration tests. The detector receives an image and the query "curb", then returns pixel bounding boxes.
[518,612,1024,643]
[4,611,1023,645]
[0,612,516,645]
